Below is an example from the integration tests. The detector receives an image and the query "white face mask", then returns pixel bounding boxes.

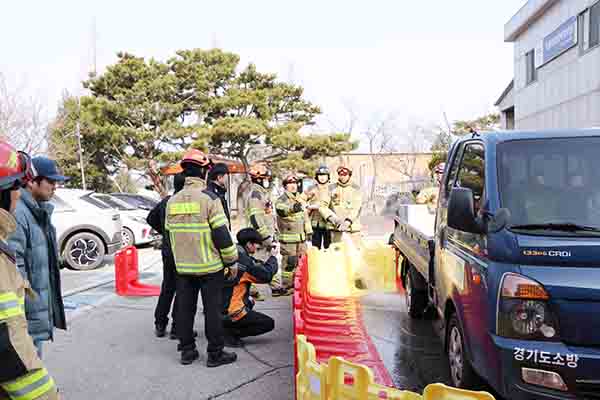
[262,179,271,189]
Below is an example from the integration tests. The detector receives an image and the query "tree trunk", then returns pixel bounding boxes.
[147,160,168,198]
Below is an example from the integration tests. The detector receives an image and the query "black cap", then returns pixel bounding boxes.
[236,228,263,246]
[208,163,229,181]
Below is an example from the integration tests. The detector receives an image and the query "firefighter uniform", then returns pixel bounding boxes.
[166,164,238,363]
[244,182,275,261]
[275,188,312,289]
[310,167,333,249]
[320,167,363,245]
[0,141,60,400]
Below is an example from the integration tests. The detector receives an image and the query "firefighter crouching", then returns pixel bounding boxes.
[222,228,278,348]
[166,149,239,367]
[0,140,60,400]
[275,174,312,292]
[320,165,363,245]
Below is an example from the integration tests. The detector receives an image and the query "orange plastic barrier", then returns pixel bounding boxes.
[114,246,160,296]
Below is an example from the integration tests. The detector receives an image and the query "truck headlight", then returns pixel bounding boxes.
[497,273,559,340]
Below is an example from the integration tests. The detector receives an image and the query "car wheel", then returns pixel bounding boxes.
[405,265,428,318]
[64,232,106,271]
[447,314,478,388]
[121,227,135,247]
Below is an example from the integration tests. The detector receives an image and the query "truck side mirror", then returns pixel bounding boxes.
[448,187,485,234]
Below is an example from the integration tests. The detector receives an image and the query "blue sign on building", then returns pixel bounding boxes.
[543,16,578,64]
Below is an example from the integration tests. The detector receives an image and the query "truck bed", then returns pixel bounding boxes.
[392,205,435,281]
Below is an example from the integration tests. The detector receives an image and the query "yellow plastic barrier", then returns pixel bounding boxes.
[358,240,397,292]
[307,244,355,297]
[422,384,495,400]
[297,335,328,400]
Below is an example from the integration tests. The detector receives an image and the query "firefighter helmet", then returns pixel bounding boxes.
[0,140,34,191]
[248,163,271,179]
[336,165,352,176]
[181,149,211,168]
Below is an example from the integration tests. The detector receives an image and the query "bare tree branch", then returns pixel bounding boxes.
[0,73,48,154]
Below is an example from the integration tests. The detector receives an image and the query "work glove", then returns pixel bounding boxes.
[224,264,239,281]
[292,202,303,213]
[340,219,352,232]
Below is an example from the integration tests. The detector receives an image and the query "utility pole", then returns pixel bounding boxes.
[76,97,87,190]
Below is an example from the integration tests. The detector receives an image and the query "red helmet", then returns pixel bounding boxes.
[336,165,352,176]
[0,140,34,191]
[181,149,210,168]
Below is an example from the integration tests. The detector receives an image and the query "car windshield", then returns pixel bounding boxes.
[94,195,136,211]
[498,137,600,233]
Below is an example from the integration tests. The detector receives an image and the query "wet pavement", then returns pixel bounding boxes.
[360,291,452,392]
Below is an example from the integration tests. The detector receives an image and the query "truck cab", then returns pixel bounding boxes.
[393,129,600,399]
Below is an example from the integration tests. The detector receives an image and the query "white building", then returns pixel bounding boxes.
[497,0,600,129]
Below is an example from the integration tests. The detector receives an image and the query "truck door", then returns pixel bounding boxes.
[437,141,492,373]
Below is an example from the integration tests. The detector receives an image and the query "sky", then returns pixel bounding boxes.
[0,0,526,149]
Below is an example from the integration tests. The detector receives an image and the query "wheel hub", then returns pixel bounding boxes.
[449,326,464,387]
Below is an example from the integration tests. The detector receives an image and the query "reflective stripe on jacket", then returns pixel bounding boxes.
[244,183,274,241]
[320,181,363,232]
[166,177,238,275]
[0,209,58,400]
[275,192,312,243]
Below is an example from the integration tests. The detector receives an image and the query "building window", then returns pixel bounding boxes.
[581,2,600,51]
[525,50,537,84]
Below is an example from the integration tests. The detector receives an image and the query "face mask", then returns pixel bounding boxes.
[262,180,271,189]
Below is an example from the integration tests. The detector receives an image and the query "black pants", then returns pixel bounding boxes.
[312,227,331,249]
[224,310,274,338]
[154,251,178,331]
[176,270,225,354]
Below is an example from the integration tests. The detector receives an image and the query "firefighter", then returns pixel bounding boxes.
[0,140,60,400]
[309,166,332,249]
[222,228,278,348]
[321,165,363,245]
[166,149,238,367]
[275,174,312,292]
[244,163,280,298]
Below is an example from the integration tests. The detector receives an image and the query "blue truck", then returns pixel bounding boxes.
[391,129,600,399]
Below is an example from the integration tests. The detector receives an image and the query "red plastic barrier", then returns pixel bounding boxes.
[293,250,394,387]
[115,246,160,296]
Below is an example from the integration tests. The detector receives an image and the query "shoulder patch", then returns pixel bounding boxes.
[202,189,219,201]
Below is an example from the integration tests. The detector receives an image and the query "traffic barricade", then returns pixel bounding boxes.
[297,335,328,400]
[422,384,495,400]
[114,246,160,296]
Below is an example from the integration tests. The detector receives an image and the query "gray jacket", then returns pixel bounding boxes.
[7,189,66,342]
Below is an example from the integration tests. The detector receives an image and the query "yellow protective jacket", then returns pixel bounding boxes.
[308,183,330,229]
[275,192,312,244]
[0,209,59,400]
[244,183,275,243]
[166,177,238,275]
[320,181,363,232]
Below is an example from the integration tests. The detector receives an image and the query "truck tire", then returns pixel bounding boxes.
[447,314,478,389]
[405,265,428,318]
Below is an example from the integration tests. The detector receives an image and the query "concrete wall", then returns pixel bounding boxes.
[511,0,600,129]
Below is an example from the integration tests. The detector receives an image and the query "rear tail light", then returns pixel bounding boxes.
[497,273,559,340]
[522,368,568,391]
[142,228,148,238]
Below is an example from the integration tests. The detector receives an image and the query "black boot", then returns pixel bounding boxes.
[207,350,237,368]
[224,335,245,348]
[180,349,200,365]
[155,324,167,338]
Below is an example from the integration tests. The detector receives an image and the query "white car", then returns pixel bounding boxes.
[88,193,159,247]
[51,189,123,270]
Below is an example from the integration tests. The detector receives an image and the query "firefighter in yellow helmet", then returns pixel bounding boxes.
[275,174,312,293]
[0,140,60,400]
[166,149,238,367]
[320,165,363,245]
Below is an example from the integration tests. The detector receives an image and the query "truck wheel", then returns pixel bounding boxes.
[405,265,428,318]
[447,314,478,389]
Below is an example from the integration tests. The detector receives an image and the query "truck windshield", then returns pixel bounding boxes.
[498,137,600,233]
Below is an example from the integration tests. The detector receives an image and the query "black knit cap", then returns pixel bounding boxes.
[208,162,229,181]
[236,228,263,246]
